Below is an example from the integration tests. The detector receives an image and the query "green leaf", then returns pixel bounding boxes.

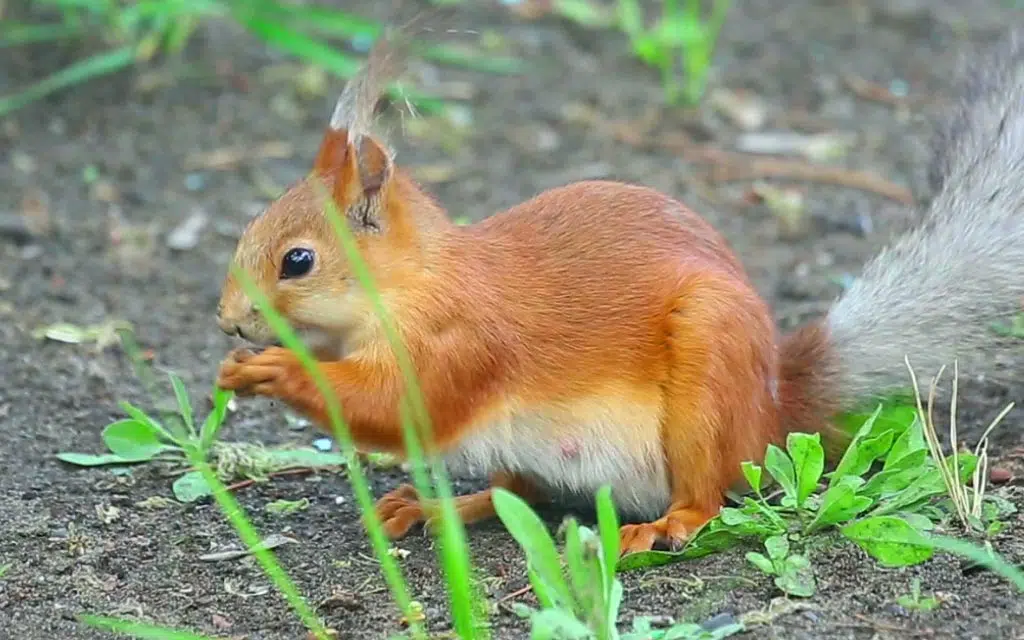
[775,554,816,597]
[200,386,233,450]
[741,461,763,496]
[787,432,825,507]
[719,507,754,526]
[493,488,574,611]
[745,551,775,575]
[763,444,798,501]
[528,608,592,639]
[806,475,872,533]
[102,419,169,460]
[168,373,195,437]
[55,452,154,466]
[172,471,213,503]
[841,516,934,567]
[831,430,895,483]
[764,534,789,561]
[118,400,181,446]
[859,452,928,499]
[869,466,949,516]
[884,415,926,470]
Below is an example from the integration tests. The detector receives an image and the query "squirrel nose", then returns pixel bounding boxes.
[217,314,241,337]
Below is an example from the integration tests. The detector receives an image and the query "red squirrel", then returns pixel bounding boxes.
[215,29,1024,555]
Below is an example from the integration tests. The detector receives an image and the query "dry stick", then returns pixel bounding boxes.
[906,358,969,528]
[698,154,915,204]
[223,467,325,492]
[497,585,533,604]
[582,104,916,204]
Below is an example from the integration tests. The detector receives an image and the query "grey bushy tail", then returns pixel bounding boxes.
[824,29,1024,404]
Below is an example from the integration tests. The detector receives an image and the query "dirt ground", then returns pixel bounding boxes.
[3,0,1024,638]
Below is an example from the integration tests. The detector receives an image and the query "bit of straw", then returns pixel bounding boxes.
[904,356,1014,531]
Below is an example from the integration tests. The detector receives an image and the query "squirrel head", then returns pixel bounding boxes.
[216,31,449,357]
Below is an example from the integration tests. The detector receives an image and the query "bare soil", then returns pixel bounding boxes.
[2,1,1024,639]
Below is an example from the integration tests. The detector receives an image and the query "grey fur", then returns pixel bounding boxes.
[826,28,1024,404]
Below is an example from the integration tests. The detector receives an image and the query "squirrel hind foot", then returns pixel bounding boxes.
[618,505,719,556]
[373,483,507,539]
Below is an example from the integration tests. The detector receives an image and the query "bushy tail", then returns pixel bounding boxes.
[820,29,1024,407]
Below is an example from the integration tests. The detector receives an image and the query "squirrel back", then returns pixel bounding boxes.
[790,28,1024,416]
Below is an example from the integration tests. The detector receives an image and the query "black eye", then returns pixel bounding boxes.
[280,247,315,279]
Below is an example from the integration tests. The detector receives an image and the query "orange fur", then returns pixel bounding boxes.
[214,36,844,555]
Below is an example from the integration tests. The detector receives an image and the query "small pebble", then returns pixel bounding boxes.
[184,173,207,192]
[312,437,333,452]
[166,209,209,251]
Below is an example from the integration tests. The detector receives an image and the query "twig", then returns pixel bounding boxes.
[847,613,939,637]
[184,141,294,171]
[224,467,320,492]
[698,154,915,204]
[497,584,533,604]
[842,74,912,108]
[566,104,915,204]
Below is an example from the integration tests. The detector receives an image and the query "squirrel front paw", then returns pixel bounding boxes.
[215,346,310,402]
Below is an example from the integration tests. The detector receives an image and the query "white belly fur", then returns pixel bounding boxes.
[444,395,670,521]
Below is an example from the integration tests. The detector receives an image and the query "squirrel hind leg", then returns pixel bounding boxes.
[374,472,544,539]
[617,280,779,556]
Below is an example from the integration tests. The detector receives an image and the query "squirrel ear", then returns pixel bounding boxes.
[312,128,393,232]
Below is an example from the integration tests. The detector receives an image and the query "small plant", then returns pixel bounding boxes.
[493,486,745,639]
[56,373,346,502]
[616,0,731,105]
[906,357,1014,534]
[619,395,1015,579]
[896,578,940,612]
[745,535,815,597]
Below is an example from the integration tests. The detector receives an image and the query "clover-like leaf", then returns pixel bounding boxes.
[102,419,169,461]
[764,534,790,561]
[745,552,775,576]
[172,470,213,503]
[775,553,816,597]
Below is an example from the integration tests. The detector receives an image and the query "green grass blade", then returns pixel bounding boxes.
[926,535,1024,591]
[234,0,381,39]
[168,372,197,438]
[230,267,427,639]
[0,45,136,117]
[0,22,84,47]
[79,615,217,640]
[186,452,334,640]
[200,386,234,450]
[315,185,483,636]
[235,15,362,77]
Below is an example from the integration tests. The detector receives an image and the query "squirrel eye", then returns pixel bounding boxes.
[280,247,315,279]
